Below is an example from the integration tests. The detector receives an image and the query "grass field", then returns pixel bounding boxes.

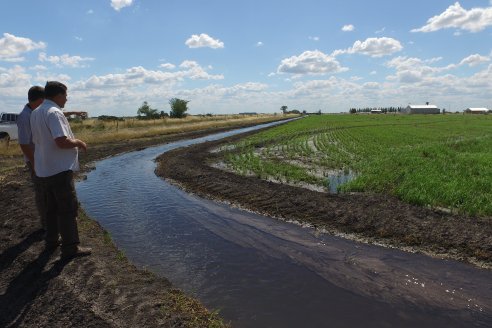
[222,114,492,216]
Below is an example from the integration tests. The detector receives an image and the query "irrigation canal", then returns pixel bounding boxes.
[76,121,491,328]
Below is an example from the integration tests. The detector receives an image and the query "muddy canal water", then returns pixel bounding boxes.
[76,122,491,328]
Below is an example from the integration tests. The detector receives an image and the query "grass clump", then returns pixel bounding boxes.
[164,289,229,328]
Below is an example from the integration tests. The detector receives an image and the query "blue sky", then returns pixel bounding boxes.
[1,0,491,116]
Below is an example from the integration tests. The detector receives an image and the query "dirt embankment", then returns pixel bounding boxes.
[155,129,492,269]
[1,125,268,328]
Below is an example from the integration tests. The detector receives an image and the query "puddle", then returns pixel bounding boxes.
[326,170,356,193]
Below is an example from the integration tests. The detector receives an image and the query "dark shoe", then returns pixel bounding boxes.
[44,240,61,252]
[60,246,92,261]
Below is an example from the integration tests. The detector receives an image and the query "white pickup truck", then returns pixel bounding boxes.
[0,112,19,140]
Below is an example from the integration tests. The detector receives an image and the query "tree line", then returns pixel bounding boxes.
[136,98,190,119]
[349,107,404,114]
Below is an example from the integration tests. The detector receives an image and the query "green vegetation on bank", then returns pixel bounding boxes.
[222,114,492,216]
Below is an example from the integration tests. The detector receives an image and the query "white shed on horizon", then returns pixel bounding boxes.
[402,104,440,114]
[464,107,489,114]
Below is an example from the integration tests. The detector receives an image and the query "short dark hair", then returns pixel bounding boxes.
[28,86,45,102]
[44,81,67,98]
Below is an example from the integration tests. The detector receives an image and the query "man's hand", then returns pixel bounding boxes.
[55,136,87,151]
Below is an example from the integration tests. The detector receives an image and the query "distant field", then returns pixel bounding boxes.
[221,114,492,216]
[0,114,285,174]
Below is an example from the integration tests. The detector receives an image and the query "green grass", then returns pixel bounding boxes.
[221,114,492,216]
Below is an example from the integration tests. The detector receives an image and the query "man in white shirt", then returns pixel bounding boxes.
[30,81,91,260]
[17,86,46,230]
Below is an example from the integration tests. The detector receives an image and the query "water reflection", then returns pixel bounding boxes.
[326,170,356,193]
[76,122,492,328]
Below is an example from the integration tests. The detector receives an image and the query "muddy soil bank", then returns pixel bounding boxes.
[1,124,275,327]
[155,129,492,269]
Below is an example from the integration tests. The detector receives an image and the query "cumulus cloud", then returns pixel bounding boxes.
[111,0,133,11]
[0,33,46,62]
[342,24,355,32]
[159,63,176,70]
[459,54,490,66]
[347,37,403,57]
[363,82,380,89]
[277,50,348,75]
[0,65,31,88]
[385,53,491,86]
[38,52,95,68]
[411,2,492,33]
[256,41,264,47]
[185,34,224,49]
[76,61,223,90]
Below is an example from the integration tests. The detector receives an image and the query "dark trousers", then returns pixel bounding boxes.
[37,170,80,251]
[27,162,47,230]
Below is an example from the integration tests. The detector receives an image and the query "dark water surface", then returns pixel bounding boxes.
[76,122,491,328]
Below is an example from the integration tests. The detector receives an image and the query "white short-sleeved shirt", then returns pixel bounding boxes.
[30,99,80,177]
[16,104,34,163]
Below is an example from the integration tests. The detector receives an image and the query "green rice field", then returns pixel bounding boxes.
[222,114,492,216]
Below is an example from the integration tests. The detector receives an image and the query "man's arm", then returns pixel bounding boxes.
[19,144,35,165]
[54,136,87,152]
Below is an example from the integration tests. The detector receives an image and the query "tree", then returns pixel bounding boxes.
[137,101,159,119]
[169,98,189,118]
[280,105,288,114]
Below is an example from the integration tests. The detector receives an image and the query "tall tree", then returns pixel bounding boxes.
[280,105,288,114]
[137,101,159,119]
[169,98,189,118]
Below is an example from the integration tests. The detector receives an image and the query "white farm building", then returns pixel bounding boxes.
[402,104,440,114]
[464,107,489,114]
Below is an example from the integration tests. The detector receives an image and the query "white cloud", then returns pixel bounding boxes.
[87,9,94,14]
[363,82,380,89]
[0,33,46,62]
[185,34,224,49]
[277,50,348,75]
[179,60,199,69]
[347,37,403,57]
[0,65,30,88]
[375,27,386,34]
[35,72,72,84]
[111,0,133,11]
[342,24,355,32]
[459,54,490,66]
[309,36,320,41]
[256,41,264,47]
[74,36,83,41]
[411,2,492,33]
[76,61,223,91]
[30,65,47,71]
[159,63,176,70]
[38,52,95,68]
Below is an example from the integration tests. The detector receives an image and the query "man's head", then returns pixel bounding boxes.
[45,81,68,108]
[28,86,45,109]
